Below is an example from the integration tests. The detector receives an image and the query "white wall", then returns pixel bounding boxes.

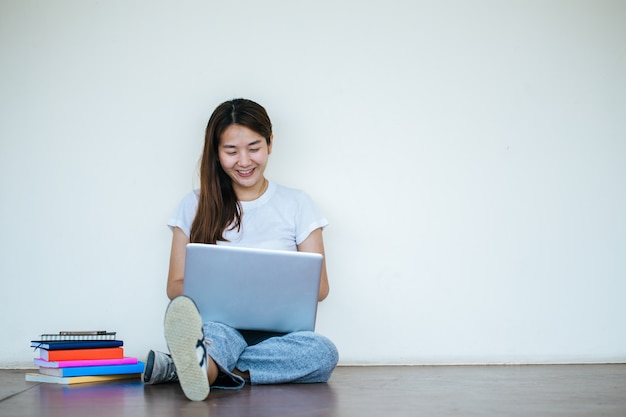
[1,0,625,367]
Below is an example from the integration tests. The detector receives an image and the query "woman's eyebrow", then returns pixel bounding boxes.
[221,139,263,149]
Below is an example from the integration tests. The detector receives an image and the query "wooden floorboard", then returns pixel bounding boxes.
[1,365,625,416]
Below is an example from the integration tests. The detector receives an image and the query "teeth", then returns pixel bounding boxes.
[239,170,253,175]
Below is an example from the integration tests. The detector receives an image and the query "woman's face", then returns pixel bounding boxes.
[218,124,272,200]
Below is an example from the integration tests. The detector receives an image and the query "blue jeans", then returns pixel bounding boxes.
[202,322,339,389]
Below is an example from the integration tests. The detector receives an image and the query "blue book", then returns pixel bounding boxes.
[39,361,145,377]
[31,340,124,350]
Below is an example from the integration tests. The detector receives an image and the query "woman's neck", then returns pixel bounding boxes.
[236,178,268,202]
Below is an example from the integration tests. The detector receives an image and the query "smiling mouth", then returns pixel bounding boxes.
[237,168,255,177]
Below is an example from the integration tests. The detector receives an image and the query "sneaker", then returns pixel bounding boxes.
[164,295,210,401]
[143,350,179,384]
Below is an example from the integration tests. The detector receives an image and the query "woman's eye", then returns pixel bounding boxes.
[250,148,260,153]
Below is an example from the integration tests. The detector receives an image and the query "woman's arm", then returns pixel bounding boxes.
[166,227,190,300]
[297,227,330,301]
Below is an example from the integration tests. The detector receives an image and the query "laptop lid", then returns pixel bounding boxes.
[183,243,323,333]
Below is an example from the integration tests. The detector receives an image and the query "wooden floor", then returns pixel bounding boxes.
[1,365,625,416]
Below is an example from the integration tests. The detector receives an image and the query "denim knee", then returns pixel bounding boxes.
[294,332,339,382]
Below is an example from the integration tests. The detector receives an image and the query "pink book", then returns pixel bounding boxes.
[34,356,139,368]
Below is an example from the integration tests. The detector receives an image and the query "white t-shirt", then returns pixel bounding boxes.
[167,181,328,252]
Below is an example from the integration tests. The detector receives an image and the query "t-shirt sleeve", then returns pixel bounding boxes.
[295,191,328,245]
[167,191,199,237]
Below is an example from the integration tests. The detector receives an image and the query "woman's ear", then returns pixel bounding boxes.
[268,134,274,155]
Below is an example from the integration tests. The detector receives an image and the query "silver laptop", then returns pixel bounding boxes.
[183,243,323,333]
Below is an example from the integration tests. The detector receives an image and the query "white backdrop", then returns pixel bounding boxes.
[1,0,625,367]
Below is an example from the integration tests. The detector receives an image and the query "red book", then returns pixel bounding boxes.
[39,347,124,361]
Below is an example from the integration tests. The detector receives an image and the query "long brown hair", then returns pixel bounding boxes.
[190,98,273,244]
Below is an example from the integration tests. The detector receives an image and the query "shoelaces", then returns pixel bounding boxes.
[196,338,211,368]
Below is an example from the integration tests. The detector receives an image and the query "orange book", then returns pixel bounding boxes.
[40,347,124,361]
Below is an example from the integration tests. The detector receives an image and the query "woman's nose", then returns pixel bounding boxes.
[238,151,251,166]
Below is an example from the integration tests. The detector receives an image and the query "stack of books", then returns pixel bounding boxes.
[25,331,144,385]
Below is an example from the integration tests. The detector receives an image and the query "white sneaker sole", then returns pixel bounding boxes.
[164,296,210,401]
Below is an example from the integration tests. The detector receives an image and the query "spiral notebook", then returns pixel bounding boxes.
[183,243,323,333]
[35,331,117,342]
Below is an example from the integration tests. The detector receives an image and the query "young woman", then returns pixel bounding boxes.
[143,98,339,401]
